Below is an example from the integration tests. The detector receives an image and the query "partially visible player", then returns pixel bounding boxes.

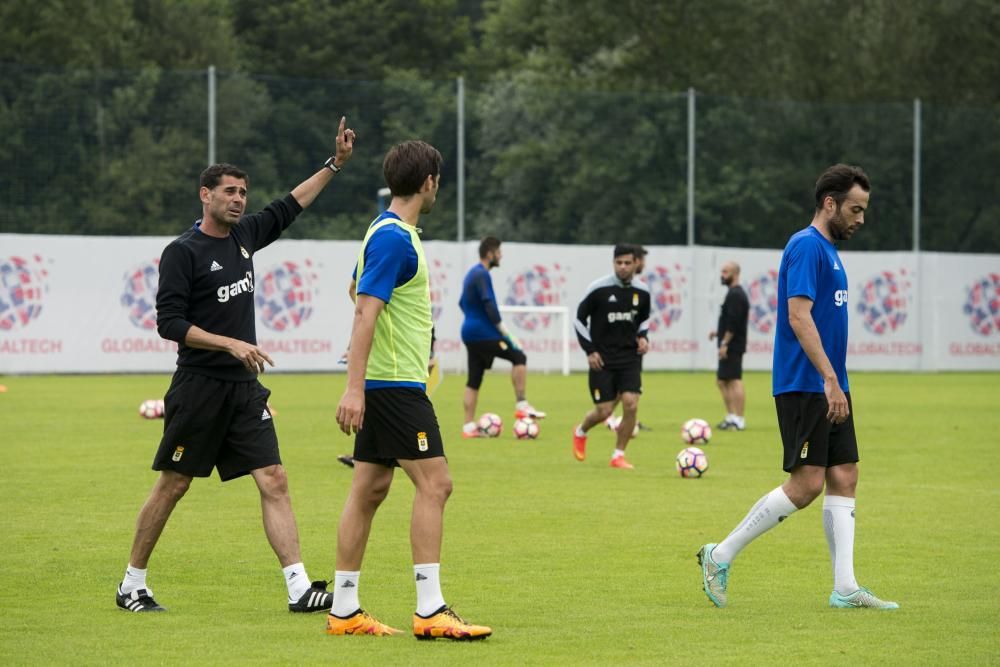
[697,164,898,610]
[571,244,651,469]
[329,139,491,639]
[708,261,749,430]
[459,236,545,438]
[604,244,650,435]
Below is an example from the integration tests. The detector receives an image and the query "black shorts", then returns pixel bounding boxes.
[588,362,643,404]
[774,392,859,472]
[153,371,280,481]
[717,353,744,380]
[354,387,445,467]
[465,339,527,390]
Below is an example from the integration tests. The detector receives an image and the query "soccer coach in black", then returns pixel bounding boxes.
[709,261,749,431]
[115,118,355,614]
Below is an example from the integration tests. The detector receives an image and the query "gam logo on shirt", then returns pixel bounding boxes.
[217,271,255,303]
[121,259,160,330]
[0,254,49,331]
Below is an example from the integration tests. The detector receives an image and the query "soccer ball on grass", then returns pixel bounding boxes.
[681,418,711,445]
[513,417,540,440]
[478,412,503,437]
[605,414,639,438]
[139,399,164,419]
[676,446,709,478]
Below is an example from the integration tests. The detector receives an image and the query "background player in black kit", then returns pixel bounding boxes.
[115,117,355,614]
[571,244,651,469]
[708,261,750,430]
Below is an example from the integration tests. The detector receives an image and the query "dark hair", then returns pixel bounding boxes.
[383,140,443,197]
[200,163,249,190]
[613,243,636,259]
[633,244,647,258]
[814,164,870,211]
[479,236,501,259]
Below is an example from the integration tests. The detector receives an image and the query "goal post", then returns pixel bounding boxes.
[498,305,571,375]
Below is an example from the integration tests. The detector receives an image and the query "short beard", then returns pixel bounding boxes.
[830,209,849,241]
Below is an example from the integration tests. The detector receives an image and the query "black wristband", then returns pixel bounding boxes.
[324,157,341,173]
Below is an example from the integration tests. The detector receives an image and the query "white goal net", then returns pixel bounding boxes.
[498,305,571,375]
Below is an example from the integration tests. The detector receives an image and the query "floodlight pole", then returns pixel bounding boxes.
[207,65,216,166]
[912,98,921,253]
[457,76,466,243]
[687,87,696,247]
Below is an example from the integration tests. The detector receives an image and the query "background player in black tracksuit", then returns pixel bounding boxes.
[708,261,750,430]
[115,117,355,614]
[571,244,651,469]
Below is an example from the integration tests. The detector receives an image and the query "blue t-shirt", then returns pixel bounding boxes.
[772,226,850,395]
[459,263,503,343]
[352,211,421,390]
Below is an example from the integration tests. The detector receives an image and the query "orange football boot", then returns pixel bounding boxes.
[572,427,587,461]
[413,606,492,641]
[325,609,403,636]
[609,456,634,469]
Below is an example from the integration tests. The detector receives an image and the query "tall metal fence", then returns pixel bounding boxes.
[1,64,997,252]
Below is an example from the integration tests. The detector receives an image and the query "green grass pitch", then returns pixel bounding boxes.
[1,371,998,665]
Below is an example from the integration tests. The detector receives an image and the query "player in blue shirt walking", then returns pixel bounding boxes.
[698,164,898,610]
[459,237,545,438]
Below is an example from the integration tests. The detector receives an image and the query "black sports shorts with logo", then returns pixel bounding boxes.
[588,360,642,404]
[464,339,528,390]
[153,370,280,481]
[354,387,445,467]
[716,353,744,380]
[774,391,858,472]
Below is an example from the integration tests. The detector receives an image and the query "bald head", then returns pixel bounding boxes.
[720,262,741,287]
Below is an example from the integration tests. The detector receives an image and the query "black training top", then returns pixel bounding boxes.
[156,194,303,380]
[574,274,651,369]
[716,285,750,355]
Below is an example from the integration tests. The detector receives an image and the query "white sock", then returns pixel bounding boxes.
[714,486,798,564]
[823,496,859,595]
[575,424,587,437]
[516,400,530,410]
[726,412,737,423]
[282,562,311,602]
[733,415,745,428]
[414,563,447,617]
[612,448,626,459]
[121,564,147,593]
[463,421,478,434]
[332,570,361,617]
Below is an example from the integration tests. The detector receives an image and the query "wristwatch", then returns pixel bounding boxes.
[324,157,341,173]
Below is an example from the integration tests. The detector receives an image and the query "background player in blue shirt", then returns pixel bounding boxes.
[459,236,545,437]
[698,164,898,610]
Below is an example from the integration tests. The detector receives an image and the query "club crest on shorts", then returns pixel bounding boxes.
[172,446,185,462]
[499,340,508,351]
[593,388,601,401]
[800,441,809,458]
[417,431,429,452]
